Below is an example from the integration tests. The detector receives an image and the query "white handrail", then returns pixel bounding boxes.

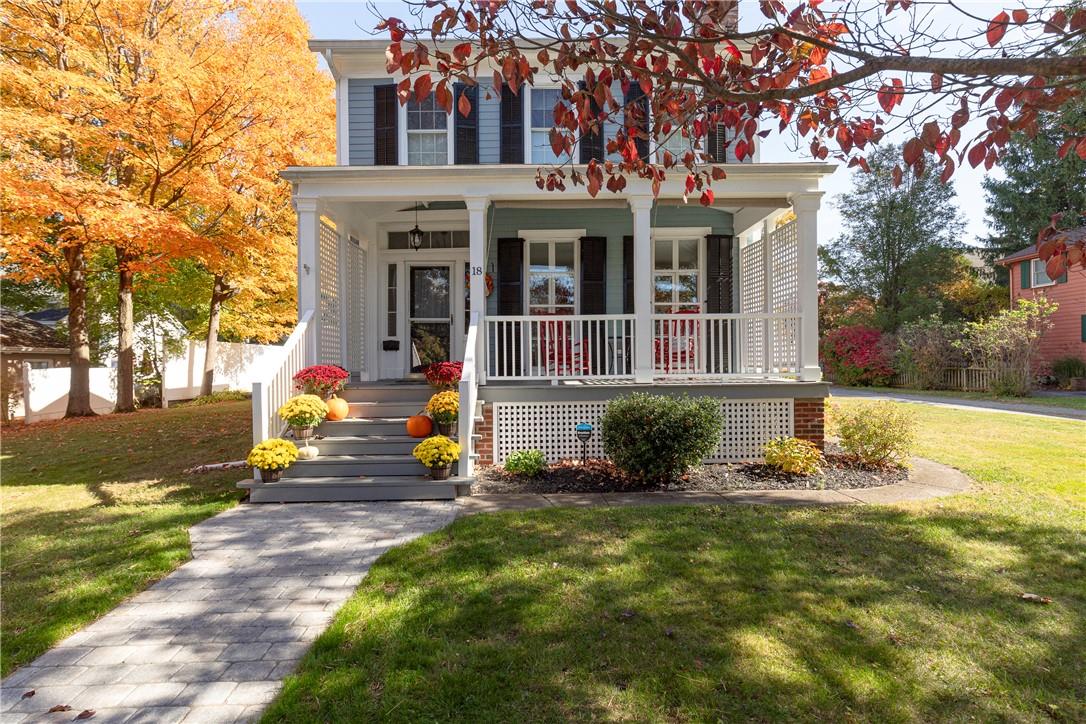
[251,309,315,452]
[458,311,480,478]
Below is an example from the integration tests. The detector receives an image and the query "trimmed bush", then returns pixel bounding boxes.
[1051,356,1086,388]
[600,393,723,482]
[504,449,546,477]
[829,401,916,467]
[820,325,895,386]
[764,437,822,475]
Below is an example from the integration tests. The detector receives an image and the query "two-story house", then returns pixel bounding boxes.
[247,38,835,502]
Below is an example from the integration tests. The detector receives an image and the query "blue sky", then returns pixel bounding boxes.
[295,1,1000,250]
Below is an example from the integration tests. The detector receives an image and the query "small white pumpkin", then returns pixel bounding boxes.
[297,444,320,460]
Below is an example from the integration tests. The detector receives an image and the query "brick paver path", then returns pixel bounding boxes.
[1,502,456,724]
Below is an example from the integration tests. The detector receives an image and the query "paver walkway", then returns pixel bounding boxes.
[0,502,456,724]
[830,386,1086,420]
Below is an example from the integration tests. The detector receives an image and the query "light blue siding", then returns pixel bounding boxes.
[484,205,734,315]
[347,79,384,166]
[478,88,501,164]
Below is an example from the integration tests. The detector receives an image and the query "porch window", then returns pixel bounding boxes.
[1030,258,1056,287]
[527,239,576,315]
[406,95,448,165]
[653,237,701,313]
[530,88,569,165]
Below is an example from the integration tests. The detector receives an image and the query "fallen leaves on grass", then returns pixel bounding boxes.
[1020,593,1053,604]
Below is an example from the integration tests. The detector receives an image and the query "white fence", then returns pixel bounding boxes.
[251,310,314,446]
[17,340,279,423]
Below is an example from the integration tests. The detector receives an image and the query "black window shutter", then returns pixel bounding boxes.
[500,83,524,164]
[497,237,524,314]
[454,83,478,165]
[706,121,727,163]
[1020,261,1032,289]
[578,80,604,163]
[624,84,650,160]
[705,234,734,313]
[622,235,635,314]
[579,236,607,313]
[373,84,398,165]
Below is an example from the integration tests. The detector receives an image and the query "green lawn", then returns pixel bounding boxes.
[860,385,1086,411]
[264,401,1085,722]
[0,401,251,676]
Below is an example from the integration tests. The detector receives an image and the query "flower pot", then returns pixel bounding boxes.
[436,421,455,437]
[291,426,315,440]
[259,468,282,483]
[429,465,452,481]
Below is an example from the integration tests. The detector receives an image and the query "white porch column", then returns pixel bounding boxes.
[629,195,654,383]
[465,196,489,377]
[794,193,822,381]
[294,197,321,365]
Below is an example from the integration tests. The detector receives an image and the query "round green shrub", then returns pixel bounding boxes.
[504,449,547,477]
[600,393,723,482]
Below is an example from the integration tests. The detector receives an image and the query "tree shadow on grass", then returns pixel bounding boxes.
[264,504,1086,723]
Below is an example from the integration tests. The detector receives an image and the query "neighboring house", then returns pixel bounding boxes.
[1,311,68,422]
[996,241,1086,373]
[250,37,834,502]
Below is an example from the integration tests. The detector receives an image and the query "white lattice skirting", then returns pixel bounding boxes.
[492,399,793,464]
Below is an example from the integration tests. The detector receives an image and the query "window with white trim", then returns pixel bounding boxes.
[530,88,569,164]
[1030,258,1056,287]
[653,237,701,313]
[406,95,448,165]
[26,359,51,370]
[527,239,577,314]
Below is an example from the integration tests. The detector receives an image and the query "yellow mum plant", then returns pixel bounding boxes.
[247,438,299,471]
[426,390,459,424]
[413,435,461,468]
[278,394,328,428]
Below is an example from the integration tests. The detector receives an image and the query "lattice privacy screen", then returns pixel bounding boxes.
[319,221,341,365]
[739,220,801,373]
[739,237,766,371]
[493,398,793,464]
[345,238,366,375]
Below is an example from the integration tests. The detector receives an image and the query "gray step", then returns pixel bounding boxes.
[347,401,427,417]
[315,418,412,436]
[283,454,427,477]
[295,435,420,455]
[339,384,433,403]
[239,475,471,503]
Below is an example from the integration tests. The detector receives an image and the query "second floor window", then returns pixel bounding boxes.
[407,95,447,165]
[531,88,568,165]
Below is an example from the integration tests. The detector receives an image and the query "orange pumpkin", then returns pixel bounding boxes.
[326,395,350,421]
[406,414,433,438]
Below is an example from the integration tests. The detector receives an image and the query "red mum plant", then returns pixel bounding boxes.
[424,361,462,390]
[293,365,350,397]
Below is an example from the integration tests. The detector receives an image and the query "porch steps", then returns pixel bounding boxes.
[242,381,475,503]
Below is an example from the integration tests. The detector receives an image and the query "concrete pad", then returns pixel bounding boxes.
[457,494,552,514]
[717,489,856,506]
[541,493,608,508]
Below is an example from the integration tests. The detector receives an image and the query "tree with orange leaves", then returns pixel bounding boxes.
[1,0,333,414]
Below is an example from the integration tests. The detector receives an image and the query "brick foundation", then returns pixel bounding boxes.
[793,398,825,450]
[474,402,494,467]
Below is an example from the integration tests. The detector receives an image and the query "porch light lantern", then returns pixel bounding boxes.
[408,202,425,251]
[575,422,593,464]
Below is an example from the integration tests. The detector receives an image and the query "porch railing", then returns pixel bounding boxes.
[485,315,636,380]
[653,312,802,378]
[251,309,314,453]
[458,312,480,477]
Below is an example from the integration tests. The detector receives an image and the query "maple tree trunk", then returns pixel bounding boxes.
[64,244,96,418]
[115,248,136,413]
[200,275,231,397]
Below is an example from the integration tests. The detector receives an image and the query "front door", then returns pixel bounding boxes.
[407,263,454,373]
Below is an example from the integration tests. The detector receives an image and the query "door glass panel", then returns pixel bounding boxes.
[410,322,450,371]
[677,239,698,269]
[410,266,450,319]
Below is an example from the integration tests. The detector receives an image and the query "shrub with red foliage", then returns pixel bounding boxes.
[820,326,895,386]
[424,361,462,389]
[293,365,350,396]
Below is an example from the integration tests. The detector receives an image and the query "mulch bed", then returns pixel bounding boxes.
[473,445,907,495]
